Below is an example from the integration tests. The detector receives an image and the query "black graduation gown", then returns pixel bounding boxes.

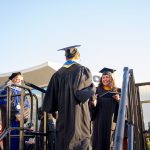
[92,86,119,150]
[42,63,96,150]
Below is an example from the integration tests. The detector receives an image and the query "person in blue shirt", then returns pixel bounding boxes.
[0,72,30,150]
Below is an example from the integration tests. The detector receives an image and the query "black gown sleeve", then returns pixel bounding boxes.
[42,73,58,113]
[73,66,96,103]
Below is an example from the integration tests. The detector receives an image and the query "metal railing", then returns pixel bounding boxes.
[0,82,46,150]
[114,67,146,150]
[114,67,130,150]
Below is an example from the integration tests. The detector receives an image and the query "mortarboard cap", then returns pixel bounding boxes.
[9,72,22,80]
[58,45,81,58]
[99,67,116,75]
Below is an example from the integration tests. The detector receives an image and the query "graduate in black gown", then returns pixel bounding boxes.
[42,45,96,150]
[91,68,120,150]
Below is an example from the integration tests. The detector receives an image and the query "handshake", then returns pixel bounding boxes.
[90,94,97,107]
[15,108,30,122]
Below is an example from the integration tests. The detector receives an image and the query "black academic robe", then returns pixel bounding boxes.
[42,63,95,150]
[92,86,119,150]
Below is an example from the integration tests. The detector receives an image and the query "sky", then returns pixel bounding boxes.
[0,0,150,86]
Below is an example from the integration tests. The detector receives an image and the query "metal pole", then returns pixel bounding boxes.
[6,87,11,150]
[127,70,134,150]
[128,124,134,150]
[32,94,39,150]
[114,67,130,150]
[44,112,47,150]
[19,83,25,150]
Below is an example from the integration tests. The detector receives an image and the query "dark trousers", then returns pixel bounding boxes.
[10,120,20,150]
[47,131,55,150]
[69,138,90,150]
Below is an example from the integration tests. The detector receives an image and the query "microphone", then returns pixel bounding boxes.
[24,81,46,93]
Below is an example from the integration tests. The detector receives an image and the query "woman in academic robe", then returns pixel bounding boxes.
[91,68,120,150]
